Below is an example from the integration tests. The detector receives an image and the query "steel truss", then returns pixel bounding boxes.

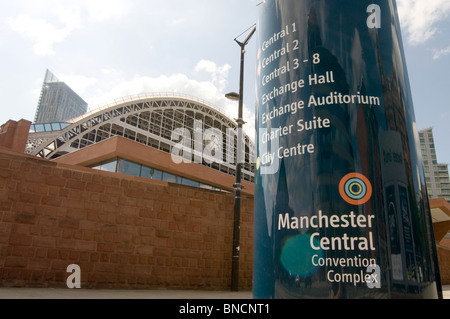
[26,94,255,182]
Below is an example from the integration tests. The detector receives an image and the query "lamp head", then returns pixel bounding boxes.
[225,92,240,101]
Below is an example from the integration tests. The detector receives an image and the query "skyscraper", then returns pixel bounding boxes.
[420,127,450,201]
[34,69,88,123]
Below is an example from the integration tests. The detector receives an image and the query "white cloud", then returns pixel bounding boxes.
[195,60,231,92]
[85,61,255,140]
[7,13,79,56]
[59,74,98,95]
[171,18,186,27]
[83,0,130,21]
[433,46,450,59]
[397,0,450,45]
[89,72,232,114]
[6,0,130,55]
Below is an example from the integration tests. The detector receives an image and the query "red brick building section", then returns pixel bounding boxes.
[0,147,254,290]
[438,238,450,285]
[430,198,450,285]
[0,120,31,153]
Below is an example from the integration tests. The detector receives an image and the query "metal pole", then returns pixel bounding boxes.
[231,26,256,292]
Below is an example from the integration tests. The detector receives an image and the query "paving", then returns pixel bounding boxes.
[443,285,450,299]
[0,288,253,299]
[0,286,448,299]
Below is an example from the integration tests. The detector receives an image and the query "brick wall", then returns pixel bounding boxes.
[0,119,31,153]
[0,148,253,290]
[440,237,450,249]
[2,144,448,290]
[438,245,450,285]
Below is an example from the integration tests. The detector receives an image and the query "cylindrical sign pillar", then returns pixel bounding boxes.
[254,0,442,299]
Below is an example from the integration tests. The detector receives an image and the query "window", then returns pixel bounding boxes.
[91,158,226,192]
[34,124,45,132]
[91,159,118,172]
[141,166,162,180]
[182,178,200,188]
[162,172,178,183]
[117,159,141,177]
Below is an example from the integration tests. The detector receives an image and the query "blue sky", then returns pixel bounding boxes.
[1,0,449,164]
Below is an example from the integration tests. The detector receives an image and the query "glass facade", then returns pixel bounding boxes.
[91,157,226,192]
[29,122,70,133]
[420,128,450,202]
[34,69,88,123]
[27,94,254,184]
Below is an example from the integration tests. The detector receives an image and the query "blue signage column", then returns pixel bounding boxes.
[254,0,442,299]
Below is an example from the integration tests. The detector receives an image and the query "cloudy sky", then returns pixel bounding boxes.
[1,0,450,164]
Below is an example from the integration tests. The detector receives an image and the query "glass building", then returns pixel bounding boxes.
[34,69,88,123]
[26,93,255,191]
[420,127,450,201]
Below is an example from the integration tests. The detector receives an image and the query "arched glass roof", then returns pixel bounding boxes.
[26,93,255,182]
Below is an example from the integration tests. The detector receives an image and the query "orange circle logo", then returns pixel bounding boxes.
[339,173,372,205]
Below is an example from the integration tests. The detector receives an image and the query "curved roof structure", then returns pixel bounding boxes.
[26,93,255,182]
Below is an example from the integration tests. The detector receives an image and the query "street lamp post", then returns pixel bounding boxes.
[226,26,256,292]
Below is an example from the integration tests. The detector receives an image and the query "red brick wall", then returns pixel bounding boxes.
[440,238,450,249]
[0,120,31,153]
[438,245,450,285]
[0,148,253,290]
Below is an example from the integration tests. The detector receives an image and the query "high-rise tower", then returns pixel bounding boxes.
[34,69,88,123]
[420,127,450,201]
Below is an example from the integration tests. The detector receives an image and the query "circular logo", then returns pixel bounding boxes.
[339,173,372,205]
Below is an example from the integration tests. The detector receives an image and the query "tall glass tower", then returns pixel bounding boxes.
[420,127,450,201]
[34,69,88,123]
